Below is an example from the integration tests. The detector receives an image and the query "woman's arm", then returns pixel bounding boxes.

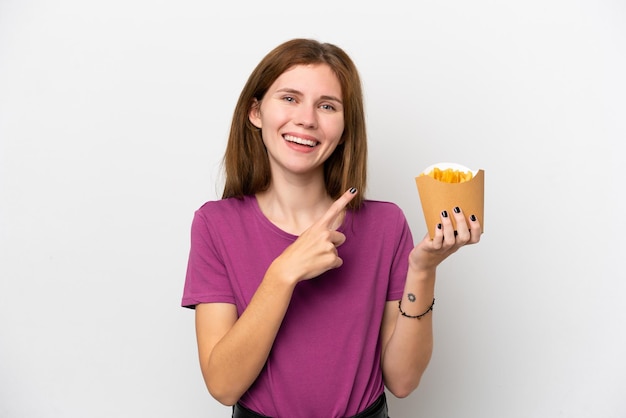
[380,207,481,398]
[195,269,296,406]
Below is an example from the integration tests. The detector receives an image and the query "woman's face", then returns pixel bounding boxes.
[249,63,345,179]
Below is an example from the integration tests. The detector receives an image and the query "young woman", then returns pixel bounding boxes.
[182,38,481,418]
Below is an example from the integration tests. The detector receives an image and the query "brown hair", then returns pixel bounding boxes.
[221,38,367,209]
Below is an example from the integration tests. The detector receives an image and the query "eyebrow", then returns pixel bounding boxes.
[276,88,343,105]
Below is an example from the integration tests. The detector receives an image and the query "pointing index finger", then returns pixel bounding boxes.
[320,187,358,230]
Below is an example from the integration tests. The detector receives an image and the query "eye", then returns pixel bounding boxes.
[282,96,296,103]
[320,103,336,111]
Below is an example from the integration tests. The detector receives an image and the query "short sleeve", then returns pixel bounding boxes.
[181,207,236,309]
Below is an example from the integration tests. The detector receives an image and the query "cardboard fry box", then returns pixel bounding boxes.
[415,163,484,239]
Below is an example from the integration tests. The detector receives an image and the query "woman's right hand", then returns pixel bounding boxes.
[269,188,358,284]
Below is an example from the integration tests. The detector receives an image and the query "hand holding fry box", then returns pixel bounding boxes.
[415,162,484,239]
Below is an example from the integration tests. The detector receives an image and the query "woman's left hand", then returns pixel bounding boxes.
[409,206,481,274]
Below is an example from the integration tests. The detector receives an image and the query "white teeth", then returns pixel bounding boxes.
[284,135,317,147]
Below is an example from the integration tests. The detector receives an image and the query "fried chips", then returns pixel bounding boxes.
[420,167,474,183]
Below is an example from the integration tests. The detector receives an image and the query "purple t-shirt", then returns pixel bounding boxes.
[182,195,414,417]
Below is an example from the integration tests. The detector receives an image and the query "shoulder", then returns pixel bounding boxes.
[358,199,406,220]
[347,199,409,233]
[195,195,255,218]
[191,196,257,232]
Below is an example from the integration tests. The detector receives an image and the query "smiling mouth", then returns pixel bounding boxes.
[283,134,318,147]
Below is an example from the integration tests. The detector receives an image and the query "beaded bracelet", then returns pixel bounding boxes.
[398,298,435,320]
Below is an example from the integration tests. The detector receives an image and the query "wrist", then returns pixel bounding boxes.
[265,259,300,289]
[407,264,436,283]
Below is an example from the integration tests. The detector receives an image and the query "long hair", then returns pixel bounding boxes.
[221,38,367,209]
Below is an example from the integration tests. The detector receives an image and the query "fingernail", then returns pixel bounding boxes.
[470,214,477,222]
[441,210,448,218]
[453,206,460,214]
[349,187,357,194]
[437,223,442,229]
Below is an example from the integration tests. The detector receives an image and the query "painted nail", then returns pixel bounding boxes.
[454,206,460,214]
[349,187,357,194]
[437,223,442,229]
[470,214,477,221]
[441,210,448,218]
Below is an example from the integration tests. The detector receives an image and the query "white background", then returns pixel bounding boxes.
[1,1,624,417]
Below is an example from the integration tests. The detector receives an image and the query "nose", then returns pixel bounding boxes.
[294,104,317,129]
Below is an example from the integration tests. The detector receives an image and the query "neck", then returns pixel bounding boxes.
[256,177,333,235]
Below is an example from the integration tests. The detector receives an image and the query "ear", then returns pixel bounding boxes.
[248,99,262,129]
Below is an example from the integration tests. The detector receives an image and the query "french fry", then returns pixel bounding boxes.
[420,167,474,183]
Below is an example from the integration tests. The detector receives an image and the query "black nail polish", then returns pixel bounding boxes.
[441,210,448,218]
[349,187,357,194]
[454,206,460,214]
[437,223,442,229]
[470,214,477,222]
